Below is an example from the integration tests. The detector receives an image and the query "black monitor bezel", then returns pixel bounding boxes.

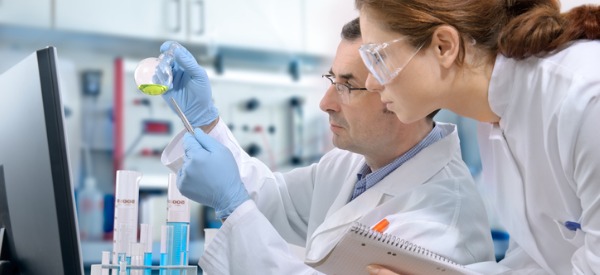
[0,47,83,275]
[38,47,83,275]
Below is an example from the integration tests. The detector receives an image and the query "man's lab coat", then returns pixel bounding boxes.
[167,122,495,274]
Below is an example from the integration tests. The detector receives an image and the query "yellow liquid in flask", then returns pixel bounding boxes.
[138,84,168,95]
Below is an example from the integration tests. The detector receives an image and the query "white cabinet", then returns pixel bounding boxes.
[303,0,358,56]
[55,0,206,42]
[1,0,352,56]
[54,0,304,52]
[0,0,52,28]
[203,0,303,52]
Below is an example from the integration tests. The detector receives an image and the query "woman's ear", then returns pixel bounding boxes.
[430,25,460,68]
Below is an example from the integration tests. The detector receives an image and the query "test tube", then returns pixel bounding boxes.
[112,170,141,275]
[101,251,111,275]
[140,223,153,275]
[166,173,189,275]
[160,225,173,275]
[130,243,145,275]
[119,260,127,275]
[126,241,136,275]
[112,224,127,275]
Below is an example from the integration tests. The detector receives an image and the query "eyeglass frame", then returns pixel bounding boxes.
[359,38,424,85]
[321,73,368,104]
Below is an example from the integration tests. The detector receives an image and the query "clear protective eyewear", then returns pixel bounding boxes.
[359,38,424,85]
[322,74,368,104]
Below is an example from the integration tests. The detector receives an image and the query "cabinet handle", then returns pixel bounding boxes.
[191,0,204,35]
[167,0,182,32]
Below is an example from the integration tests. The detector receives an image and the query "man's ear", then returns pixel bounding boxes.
[429,25,461,68]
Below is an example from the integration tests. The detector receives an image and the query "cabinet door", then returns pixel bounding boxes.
[186,0,207,43]
[203,0,303,52]
[55,0,186,40]
[0,0,51,28]
[304,0,358,56]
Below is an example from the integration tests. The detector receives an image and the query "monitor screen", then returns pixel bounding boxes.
[0,47,83,275]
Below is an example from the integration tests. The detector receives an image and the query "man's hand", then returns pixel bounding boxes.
[160,41,218,127]
[177,129,249,219]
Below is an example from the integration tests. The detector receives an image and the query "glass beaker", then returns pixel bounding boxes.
[134,43,180,95]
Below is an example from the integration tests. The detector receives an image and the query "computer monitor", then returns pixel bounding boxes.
[0,47,83,275]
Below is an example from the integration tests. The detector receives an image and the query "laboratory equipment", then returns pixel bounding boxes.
[159,225,170,275]
[90,223,199,275]
[113,170,141,272]
[288,96,304,165]
[77,177,104,240]
[101,251,111,275]
[166,173,190,275]
[0,47,83,275]
[134,42,179,95]
[139,224,153,275]
[81,70,102,96]
[170,97,195,133]
[90,264,196,275]
[161,131,186,174]
[129,243,144,275]
[116,57,182,189]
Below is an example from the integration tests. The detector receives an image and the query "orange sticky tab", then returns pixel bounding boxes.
[372,218,389,233]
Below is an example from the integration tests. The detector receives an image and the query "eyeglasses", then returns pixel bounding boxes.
[359,38,424,85]
[322,74,368,104]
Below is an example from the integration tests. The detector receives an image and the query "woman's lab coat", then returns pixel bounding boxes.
[476,40,600,274]
[194,122,495,274]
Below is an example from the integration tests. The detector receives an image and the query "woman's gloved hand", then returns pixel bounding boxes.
[161,41,218,127]
[178,129,250,220]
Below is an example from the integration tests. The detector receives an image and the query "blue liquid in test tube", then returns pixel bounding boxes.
[140,223,153,275]
[167,223,189,275]
[166,174,190,275]
[143,253,152,275]
[160,225,170,275]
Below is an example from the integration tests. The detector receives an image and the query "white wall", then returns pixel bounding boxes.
[561,0,600,10]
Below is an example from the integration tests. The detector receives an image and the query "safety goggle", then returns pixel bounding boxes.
[359,38,423,85]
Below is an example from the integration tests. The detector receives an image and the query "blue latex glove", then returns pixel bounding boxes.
[178,129,250,219]
[160,41,218,127]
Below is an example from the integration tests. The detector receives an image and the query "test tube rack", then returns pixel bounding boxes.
[90,264,198,275]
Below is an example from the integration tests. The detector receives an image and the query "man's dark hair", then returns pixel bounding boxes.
[341,17,361,41]
[340,17,439,121]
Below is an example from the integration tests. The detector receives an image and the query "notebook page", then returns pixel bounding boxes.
[307,222,480,275]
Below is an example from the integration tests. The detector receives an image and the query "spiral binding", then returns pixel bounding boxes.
[350,222,465,266]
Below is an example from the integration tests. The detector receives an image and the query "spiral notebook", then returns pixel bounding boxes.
[306,221,479,275]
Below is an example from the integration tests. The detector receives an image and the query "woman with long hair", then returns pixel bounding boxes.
[356,0,600,273]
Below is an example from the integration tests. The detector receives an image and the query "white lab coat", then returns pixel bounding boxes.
[193,122,495,274]
[475,40,600,274]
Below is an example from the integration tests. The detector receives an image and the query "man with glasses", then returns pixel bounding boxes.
[162,18,494,274]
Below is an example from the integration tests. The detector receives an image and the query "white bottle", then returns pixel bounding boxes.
[77,177,104,240]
